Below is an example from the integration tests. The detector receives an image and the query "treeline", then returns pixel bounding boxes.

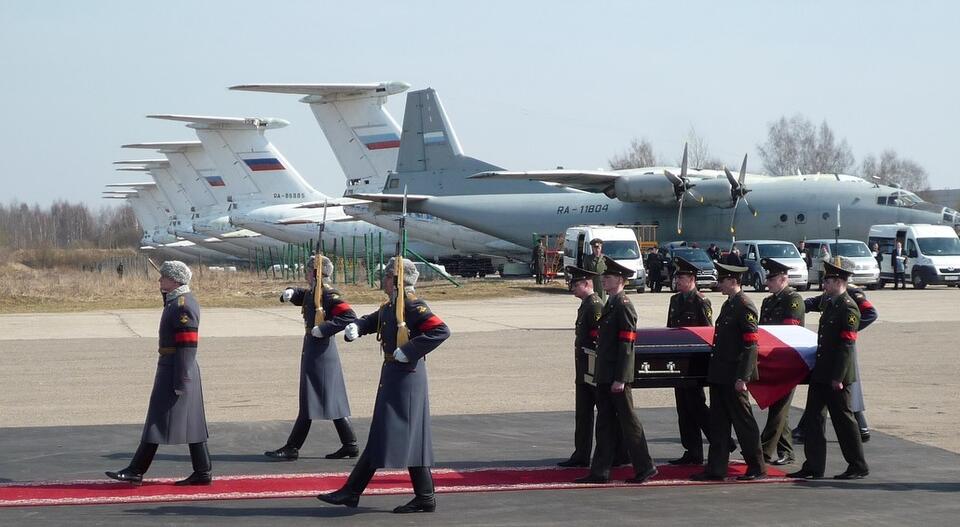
[0,201,141,250]
[609,115,930,192]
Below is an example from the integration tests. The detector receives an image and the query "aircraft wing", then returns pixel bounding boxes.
[469,170,619,193]
[275,216,357,225]
[333,193,432,204]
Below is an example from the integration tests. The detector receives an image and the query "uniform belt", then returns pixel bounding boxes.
[158,347,176,355]
[383,351,396,363]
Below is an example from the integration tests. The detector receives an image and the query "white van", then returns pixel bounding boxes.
[564,225,646,293]
[868,224,960,288]
[805,239,880,289]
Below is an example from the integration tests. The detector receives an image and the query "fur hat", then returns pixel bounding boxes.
[159,260,192,285]
[385,257,419,286]
[306,255,334,278]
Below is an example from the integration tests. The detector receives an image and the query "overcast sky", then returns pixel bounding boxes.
[1,0,957,208]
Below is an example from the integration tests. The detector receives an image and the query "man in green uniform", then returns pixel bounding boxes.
[558,266,604,467]
[575,256,657,485]
[667,257,715,465]
[581,238,607,300]
[788,261,869,480]
[758,258,805,466]
[692,263,766,481]
[533,239,546,284]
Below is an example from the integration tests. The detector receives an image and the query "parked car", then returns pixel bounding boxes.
[731,240,809,292]
[805,239,880,290]
[663,246,718,291]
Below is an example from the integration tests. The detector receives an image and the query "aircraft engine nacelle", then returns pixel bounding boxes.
[689,178,735,208]
[612,174,679,205]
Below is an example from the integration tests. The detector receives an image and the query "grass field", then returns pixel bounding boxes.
[0,261,567,313]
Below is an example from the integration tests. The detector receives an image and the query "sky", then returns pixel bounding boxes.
[1,0,958,208]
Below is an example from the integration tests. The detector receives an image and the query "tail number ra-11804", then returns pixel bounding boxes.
[557,204,610,215]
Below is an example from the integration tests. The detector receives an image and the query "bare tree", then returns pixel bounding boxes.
[608,138,658,170]
[0,201,140,250]
[685,125,724,169]
[860,150,929,192]
[757,114,854,175]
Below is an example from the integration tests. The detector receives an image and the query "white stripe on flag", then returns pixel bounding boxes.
[761,325,818,370]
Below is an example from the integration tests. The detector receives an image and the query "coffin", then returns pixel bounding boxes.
[584,325,818,409]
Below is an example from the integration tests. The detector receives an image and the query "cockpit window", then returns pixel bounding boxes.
[888,191,921,208]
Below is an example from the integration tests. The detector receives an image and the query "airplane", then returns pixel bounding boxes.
[349,88,960,249]
[228,81,532,260]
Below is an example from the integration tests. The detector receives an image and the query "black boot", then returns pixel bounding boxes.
[264,445,299,460]
[175,442,212,486]
[394,467,436,513]
[326,418,359,459]
[106,442,157,485]
[317,452,375,508]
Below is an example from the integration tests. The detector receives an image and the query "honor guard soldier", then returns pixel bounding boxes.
[318,257,450,513]
[795,269,877,444]
[265,255,359,461]
[692,263,766,481]
[667,257,716,466]
[758,258,805,466]
[575,256,658,485]
[106,261,212,486]
[558,266,604,467]
[581,238,607,300]
[788,260,869,480]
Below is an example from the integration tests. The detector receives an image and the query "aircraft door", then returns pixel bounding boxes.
[906,237,918,279]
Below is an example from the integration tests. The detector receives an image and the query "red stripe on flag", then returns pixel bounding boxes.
[330,303,352,317]
[419,315,444,332]
[840,330,858,341]
[174,331,198,345]
[782,318,801,326]
[618,330,636,342]
[742,332,759,343]
[749,328,811,409]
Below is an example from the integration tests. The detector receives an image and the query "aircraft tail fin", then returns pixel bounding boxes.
[230,81,409,192]
[396,88,466,174]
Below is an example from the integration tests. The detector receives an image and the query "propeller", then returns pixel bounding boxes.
[724,153,757,236]
[663,143,703,234]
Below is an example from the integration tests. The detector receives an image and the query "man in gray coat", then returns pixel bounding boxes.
[265,255,359,461]
[106,261,211,485]
[317,257,450,513]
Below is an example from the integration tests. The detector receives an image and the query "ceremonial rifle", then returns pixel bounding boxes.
[395,188,409,346]
[314,199,328,324]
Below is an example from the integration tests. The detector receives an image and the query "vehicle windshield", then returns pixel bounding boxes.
[828,242,872,257]
[757,243,802,259]
[673,248,711,263]
[917,237,960,256]
[604,240,641,260]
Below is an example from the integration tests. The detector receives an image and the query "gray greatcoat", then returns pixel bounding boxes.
[288,283,356,420]
[354,291,450,468]
[141,286,209,445]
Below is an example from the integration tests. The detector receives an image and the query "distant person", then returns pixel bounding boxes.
[723,247,743,266]
[106,261,211,486]
[798,241,812,269]
[891,241,907,289]
[707,243,722,262]
[581,238,607,300]
[533,239,546,285]
[871,242,882,268]
[645,247,664,292]
[116,262,124,279]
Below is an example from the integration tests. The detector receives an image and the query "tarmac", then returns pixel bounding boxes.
[1,285,959,525]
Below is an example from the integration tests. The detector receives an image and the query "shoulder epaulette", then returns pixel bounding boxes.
[178,296,185,306]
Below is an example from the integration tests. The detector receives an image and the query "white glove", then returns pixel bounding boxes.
[281,288,294,302]
[393,348,410,363]
[311,325,325,338]
[343,323,359,342]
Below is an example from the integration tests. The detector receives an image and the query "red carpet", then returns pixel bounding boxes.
[0,464,790,507]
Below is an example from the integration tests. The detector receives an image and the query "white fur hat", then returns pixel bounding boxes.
[159,260,192,285]
[385,257,419,286]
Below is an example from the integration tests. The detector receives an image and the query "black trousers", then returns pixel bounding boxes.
[590,384,653,479]
[343,451,434,499]
[761,388,794,460]
[674,386,712,459]
[706,384,765,477]
[129,441,210,475]
[571,382,596,462]
[800,383,868,476]
[286,414,357,449]
[893,272,906,288]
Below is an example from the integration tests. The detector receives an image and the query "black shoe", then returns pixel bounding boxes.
[557,457,590,468]
[264,445,299,461]
[625,467,658,484]
[174,471,212,486]
[690,472,724,482]
[574,475,609,484]
[736,471,767,481]
[833,468,869,480]
[325,444,359,459]
[105,468,143,485]
[786,469,822,480]
[668,452,704,465]
[770,455,795,466]
[392,495,436,513]
[860,429,871,443]
[317,488,360,508]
